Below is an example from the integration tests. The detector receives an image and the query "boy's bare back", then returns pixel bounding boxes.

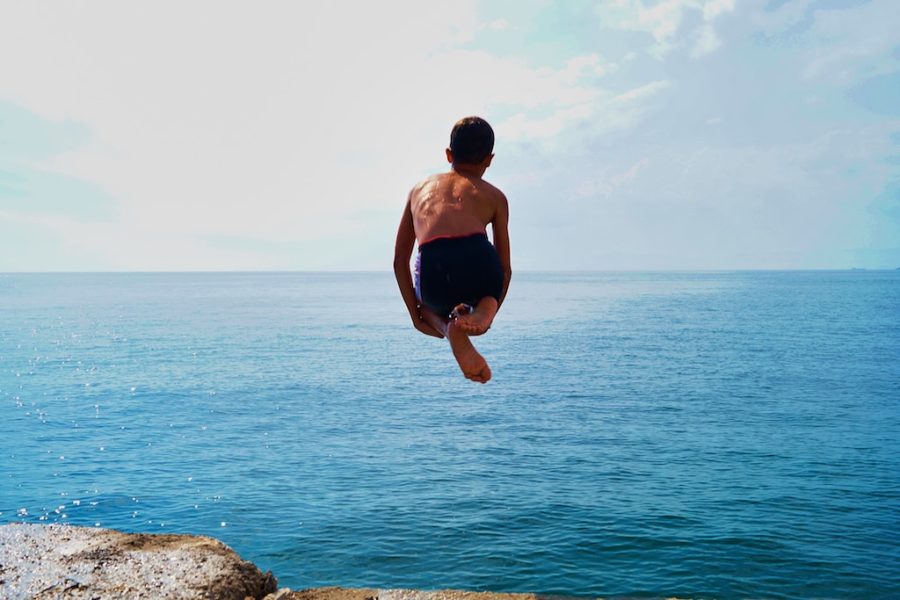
[409,171,507,245]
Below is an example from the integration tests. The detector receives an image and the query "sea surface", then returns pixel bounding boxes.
[1,271,898,599]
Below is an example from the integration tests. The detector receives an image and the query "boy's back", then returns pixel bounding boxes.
[408,171,506,245]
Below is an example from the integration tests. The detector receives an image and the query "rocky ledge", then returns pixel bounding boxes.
[0,523,277,599]
[1,523,577,600]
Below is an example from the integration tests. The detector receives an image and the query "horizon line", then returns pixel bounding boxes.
[2,267,898,275]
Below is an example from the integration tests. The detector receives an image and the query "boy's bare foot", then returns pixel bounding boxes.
[447,321,492,383]
[454,297,499,336]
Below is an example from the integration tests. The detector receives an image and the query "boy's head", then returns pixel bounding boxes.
[448,116,494,166]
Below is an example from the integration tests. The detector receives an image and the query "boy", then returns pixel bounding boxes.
[393,116,512,383]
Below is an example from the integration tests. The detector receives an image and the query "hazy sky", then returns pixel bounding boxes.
[2,0,899,271]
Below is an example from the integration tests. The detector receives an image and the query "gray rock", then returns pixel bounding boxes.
[0,523,277,599]
[262,589,296,600]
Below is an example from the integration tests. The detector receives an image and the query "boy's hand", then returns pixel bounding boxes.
[413,315,444,338]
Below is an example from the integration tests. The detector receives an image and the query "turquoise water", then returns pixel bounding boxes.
[1,271,898,598]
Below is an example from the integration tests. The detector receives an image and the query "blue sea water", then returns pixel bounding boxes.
[1,271,898,599]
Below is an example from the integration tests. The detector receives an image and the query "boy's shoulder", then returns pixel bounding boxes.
[475,176,506,198]
[469,176,508,209]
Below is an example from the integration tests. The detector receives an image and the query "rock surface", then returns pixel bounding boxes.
[0,523,277,599]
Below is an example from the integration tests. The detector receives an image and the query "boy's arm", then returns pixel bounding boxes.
[393,196,444,338]
[491,193,512,308]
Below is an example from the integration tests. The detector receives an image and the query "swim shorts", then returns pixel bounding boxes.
[415,232,504,318]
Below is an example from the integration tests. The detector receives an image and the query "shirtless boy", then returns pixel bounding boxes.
[393,116,512,383]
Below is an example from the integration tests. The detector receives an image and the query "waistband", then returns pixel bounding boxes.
[419,231,487,249]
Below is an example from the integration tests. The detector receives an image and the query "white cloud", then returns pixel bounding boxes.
[748,0,900,86]
[611,79,670,103]
[751,0,816,35]
[637,0,688,45]
[801,0,900,85]
[596,0,735,58]
[575,158,650,198]
[561,54,619,81]
[0,2,484,248]
[691,23,721,58]
[702,0,734,21]
[498,78,669,144]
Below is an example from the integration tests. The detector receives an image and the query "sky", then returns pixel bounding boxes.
[1,0,899,271]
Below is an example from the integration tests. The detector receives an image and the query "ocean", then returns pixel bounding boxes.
[1,271,898,598]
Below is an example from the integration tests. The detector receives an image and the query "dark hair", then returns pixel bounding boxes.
[449,116,494,164]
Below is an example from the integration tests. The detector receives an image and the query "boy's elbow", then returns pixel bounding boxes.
[392,255,409,272]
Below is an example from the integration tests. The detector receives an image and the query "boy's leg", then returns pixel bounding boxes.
[454,296,499,336]
[420,305,492,384]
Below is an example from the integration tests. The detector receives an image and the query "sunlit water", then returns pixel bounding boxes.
[1,271,898,598]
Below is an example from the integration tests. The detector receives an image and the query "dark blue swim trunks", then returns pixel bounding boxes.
[414,232,504,318]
